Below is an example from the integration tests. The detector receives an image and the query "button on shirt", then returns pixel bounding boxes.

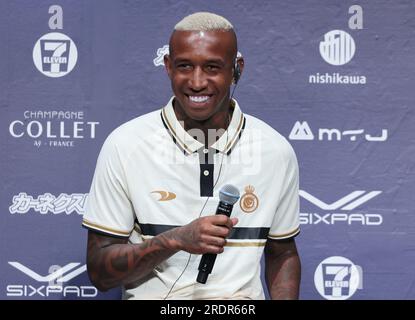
[82,97,300,300]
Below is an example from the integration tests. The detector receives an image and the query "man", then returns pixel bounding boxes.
[83,12,301,300]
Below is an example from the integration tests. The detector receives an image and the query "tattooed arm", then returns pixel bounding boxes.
[264,238,301,299]
[86,215,238,291]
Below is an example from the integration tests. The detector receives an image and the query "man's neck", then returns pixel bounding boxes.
[173,99,233,146]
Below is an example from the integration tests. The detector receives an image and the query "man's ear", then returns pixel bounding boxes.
[232,56,244,85]
[236,56,244,78]
[164,54,172,79]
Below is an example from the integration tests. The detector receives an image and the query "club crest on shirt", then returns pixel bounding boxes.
[240,185,259,213]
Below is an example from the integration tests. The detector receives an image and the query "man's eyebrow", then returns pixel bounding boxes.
[204,59,225,65]
[172,57,226,65]
[172,57,192,63]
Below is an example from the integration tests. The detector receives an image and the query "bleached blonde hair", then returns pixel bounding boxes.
[174,12,234,31]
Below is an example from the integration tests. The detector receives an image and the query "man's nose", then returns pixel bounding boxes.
[189,67,208,91]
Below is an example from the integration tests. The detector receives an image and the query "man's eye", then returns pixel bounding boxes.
[206,65,219,71]
[177,64,191,70]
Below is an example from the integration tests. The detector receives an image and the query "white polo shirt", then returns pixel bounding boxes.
[82,97,300,300]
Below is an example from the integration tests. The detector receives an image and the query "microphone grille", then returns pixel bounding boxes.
[219,184,240,205]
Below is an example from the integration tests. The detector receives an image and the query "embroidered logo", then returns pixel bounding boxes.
[240,185,259,213]
[151,191,176,201]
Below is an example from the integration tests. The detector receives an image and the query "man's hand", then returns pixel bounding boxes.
[86,215,238,291]
[173,215,239,254]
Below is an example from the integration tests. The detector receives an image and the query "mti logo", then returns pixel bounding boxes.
[289,121,387,142]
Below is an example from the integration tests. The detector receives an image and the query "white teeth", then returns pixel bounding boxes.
[189,96,209,103]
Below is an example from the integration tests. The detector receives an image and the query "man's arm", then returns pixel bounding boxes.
[264,237,301,299]
[86,215,238,291]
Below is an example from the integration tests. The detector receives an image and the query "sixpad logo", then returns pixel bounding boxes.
[314,256,363,300]
[299,190,383,225]
[33,32,78,77]
[7,262,97,298]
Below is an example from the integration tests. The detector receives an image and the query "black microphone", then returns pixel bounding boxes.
[196,184,240,284]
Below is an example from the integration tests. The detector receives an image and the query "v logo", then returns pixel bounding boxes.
[299,190,382,211]
[8,262,86,283]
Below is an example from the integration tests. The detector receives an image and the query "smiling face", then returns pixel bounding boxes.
[164,30,240,124]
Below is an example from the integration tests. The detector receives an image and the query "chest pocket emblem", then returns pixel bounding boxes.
[240,185,259,213]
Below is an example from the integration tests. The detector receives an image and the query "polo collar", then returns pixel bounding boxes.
[161,97,245,155]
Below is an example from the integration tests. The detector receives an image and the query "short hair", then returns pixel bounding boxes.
[174,12,234,31]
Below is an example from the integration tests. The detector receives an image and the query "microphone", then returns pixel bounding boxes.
[196,184,240,284]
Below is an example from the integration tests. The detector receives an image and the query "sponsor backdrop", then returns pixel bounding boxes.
[1,0,414,300]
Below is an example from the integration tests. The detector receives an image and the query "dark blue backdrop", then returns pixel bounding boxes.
[1,0,414,300]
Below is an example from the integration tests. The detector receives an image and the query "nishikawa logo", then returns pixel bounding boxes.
[320,30,355,66]
[7,262,97,298]
[309,7,366,85]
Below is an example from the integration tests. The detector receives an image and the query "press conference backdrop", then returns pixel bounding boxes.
[1,0,414,300]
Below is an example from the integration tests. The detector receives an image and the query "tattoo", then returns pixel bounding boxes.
[87,229,179,291]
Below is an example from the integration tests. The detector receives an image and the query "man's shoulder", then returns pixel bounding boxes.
[104,109,162,151]
[244,114,294,154]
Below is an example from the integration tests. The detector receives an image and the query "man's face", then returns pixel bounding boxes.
[165,30,238,121]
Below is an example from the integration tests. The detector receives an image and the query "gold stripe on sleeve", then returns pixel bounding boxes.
[82,219,131,237]
[225,241,266,247]
[268,227,300,239]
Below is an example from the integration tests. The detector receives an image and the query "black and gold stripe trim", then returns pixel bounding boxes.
[161,108,192,154]
[160,102,245,155]
[139,235,265,247]
[82,219,131,238]
[226,116,246,155]
[268,226,300,240]
[137,223,270,240]
[225,241,266,247]
[224,113,245,154]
